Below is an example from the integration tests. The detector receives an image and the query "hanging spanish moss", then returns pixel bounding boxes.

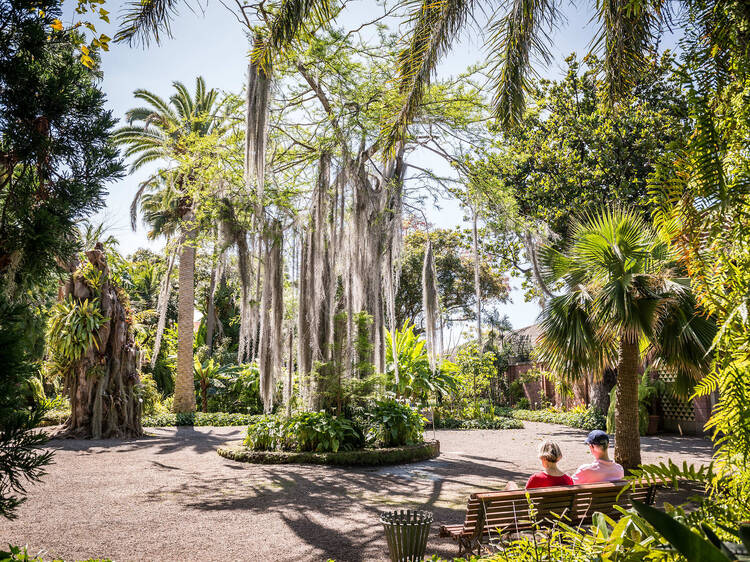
[245,37,272,209]
[422,237,442,371]
[258,220,283,413]
[298,153,335,409]
[348,146,406,374]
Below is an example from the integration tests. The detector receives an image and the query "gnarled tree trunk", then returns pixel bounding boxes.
[61,245,142,438]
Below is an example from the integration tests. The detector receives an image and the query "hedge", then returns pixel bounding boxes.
[502,407,606,431]
[39,411,262,428]
[217,440,440,466]
[433,417,523,430]
[142,412,262,427]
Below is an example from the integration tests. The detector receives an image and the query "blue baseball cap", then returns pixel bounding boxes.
[585,430,609,447]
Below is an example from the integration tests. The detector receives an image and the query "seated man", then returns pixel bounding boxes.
[571,430,624,484]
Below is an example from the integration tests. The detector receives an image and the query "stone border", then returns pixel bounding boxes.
[217,440,440,466]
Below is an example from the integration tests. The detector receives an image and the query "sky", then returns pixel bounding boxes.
[66,0,678,331]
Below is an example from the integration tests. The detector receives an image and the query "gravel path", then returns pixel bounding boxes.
[1,423,713,562]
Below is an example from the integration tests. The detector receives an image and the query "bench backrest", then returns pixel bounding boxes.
[460,481,657,539]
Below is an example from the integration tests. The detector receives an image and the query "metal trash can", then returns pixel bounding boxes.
[380,509,433,562]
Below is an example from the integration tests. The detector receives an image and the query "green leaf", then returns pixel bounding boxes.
[631,500,730,562]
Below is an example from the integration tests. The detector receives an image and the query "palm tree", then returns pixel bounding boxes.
[536,209,714,469]
[387,0,665,142]
[114,77,221,414]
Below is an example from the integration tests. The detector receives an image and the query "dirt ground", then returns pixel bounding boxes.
[1,422,713,562]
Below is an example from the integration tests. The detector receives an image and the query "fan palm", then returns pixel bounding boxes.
[114,77,221,414]
[536,209,714,469]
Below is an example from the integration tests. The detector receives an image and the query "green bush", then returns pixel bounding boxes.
[504,406,606,431]
[0,544,111,561]
[244,411,362,453]
[219,441,440,466]
[434,417,523,430]
[364,399,425,447]
[142,412,261,427]
[286,411,362,453]
[243,415,287,451]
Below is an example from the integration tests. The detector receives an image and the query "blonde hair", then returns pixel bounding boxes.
[538,440,563,463]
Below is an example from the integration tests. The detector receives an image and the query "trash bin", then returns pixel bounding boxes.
[380,509,433,562]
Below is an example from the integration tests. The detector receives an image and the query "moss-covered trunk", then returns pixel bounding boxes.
[61,245,142,439]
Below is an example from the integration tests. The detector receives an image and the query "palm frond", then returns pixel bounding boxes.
[114,0,183,47]
[383,0,477,148]
[251,0,334,71]
[593,0,665,102]
[132,89,178,122]
[486,0,559,128]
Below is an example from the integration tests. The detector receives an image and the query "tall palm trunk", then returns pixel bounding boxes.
[173,226,197,413]
[472,207,482,413]
[614,336,641,469]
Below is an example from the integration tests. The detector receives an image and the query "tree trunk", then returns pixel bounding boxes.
[589,367,617,414]
[614,336,641,470]
[201,380,208,413]
[472,208,482,414]
[258,220,283,414]
[60,245,142,438]
[472,207,482,349]
[205,252,222,357]
[173,227,197,414]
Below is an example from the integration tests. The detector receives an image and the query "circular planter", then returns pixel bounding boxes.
[217,440,440,466]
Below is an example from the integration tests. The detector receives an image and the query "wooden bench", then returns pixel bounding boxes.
[440,480,659,556]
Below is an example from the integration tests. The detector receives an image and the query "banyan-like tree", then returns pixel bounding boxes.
[114,78,223,413]
[46,245,143,438]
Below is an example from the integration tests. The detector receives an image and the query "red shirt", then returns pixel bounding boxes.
[525,472,574,489]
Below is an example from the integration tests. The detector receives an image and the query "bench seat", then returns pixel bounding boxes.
[440,480,658,556]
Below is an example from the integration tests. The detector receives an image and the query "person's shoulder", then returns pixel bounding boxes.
[562,474,574,485]
[574,462,596,473]
[526,472,545,487]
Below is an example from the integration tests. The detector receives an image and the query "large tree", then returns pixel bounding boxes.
[114,78,222,413]
[468,54,689,244]
[536,209,714,469]
[0,0,121,517]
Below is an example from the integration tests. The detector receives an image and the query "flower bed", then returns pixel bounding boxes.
[217,440,440,466]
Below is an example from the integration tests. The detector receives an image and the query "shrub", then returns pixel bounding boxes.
[243,415,287,451]
[244,412,362,453]
[286,411,362,453]
[507,406,606,431]
[135,373,167,415]
[434,417,523,430]
[142,412,261,427]
[364,399,425,447]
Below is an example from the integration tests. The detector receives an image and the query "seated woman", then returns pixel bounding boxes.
[525,440,574,489]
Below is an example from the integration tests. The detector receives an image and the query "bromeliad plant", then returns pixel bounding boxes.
[46,296,107,368]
